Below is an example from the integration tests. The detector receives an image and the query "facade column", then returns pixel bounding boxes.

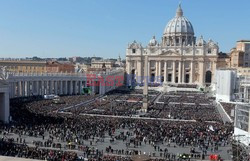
[178,61,182,84]
[212,61,217,83]
[127,60,131,74]
[148,61,151,83]
[127,60,131,85]
[155,61,159,82]
[137,60,142,83]
[164,61,168,83]
[159,61,162,83]
[182,61,185,83]
[199,61,205,85]
[190,61,194,83]
[172,61,176,83]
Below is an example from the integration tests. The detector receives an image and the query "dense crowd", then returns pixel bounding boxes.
[0,88,236,160]
[149,92,221,122]
[232,141,250,161]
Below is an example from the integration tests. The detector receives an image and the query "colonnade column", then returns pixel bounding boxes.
[0,91,10,123]
[54,81,58,95]
[38,81,42,95]
[64,81,68,95]
[79,81,82,95]
[17,82,20,97]
[9,83,12,98]
[60,81,63,95]
[35,81,39,95]
[41,81,44,95]
[49,81,52,94]
[14,82,16,97]
[74,81,77,95]
[43,81,46,95]
[69,81,73,95]
[22,81,25,96]
[172,61,176,83]
[27,81,31,96]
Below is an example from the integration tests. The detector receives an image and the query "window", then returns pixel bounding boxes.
[208,48,212,54]
[245,53,249,60]
[132,49,136,54]
[176,39,179,44]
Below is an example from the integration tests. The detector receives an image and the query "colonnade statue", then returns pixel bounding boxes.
[0,66,8,81]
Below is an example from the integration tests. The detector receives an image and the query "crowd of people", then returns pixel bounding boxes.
[150,92,221,122]
[0,88,236,160]
[220,102,236,120]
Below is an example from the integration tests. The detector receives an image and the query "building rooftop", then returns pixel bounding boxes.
[237,40,250,43]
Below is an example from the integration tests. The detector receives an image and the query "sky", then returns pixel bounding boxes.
[0,0,249,59]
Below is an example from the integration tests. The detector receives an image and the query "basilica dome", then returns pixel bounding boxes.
[163,4,194,36]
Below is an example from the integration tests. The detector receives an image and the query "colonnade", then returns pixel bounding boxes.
[0,70,125,123]
[0,83,9,123]
[8,80,87,98]
[7,70,124,99]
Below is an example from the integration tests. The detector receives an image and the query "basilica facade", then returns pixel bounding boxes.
[126,5,219,86]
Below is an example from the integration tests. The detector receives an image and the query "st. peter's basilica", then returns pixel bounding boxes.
[126,4,220,86]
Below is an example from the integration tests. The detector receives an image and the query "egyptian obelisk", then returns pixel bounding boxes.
[142,56,148,112]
